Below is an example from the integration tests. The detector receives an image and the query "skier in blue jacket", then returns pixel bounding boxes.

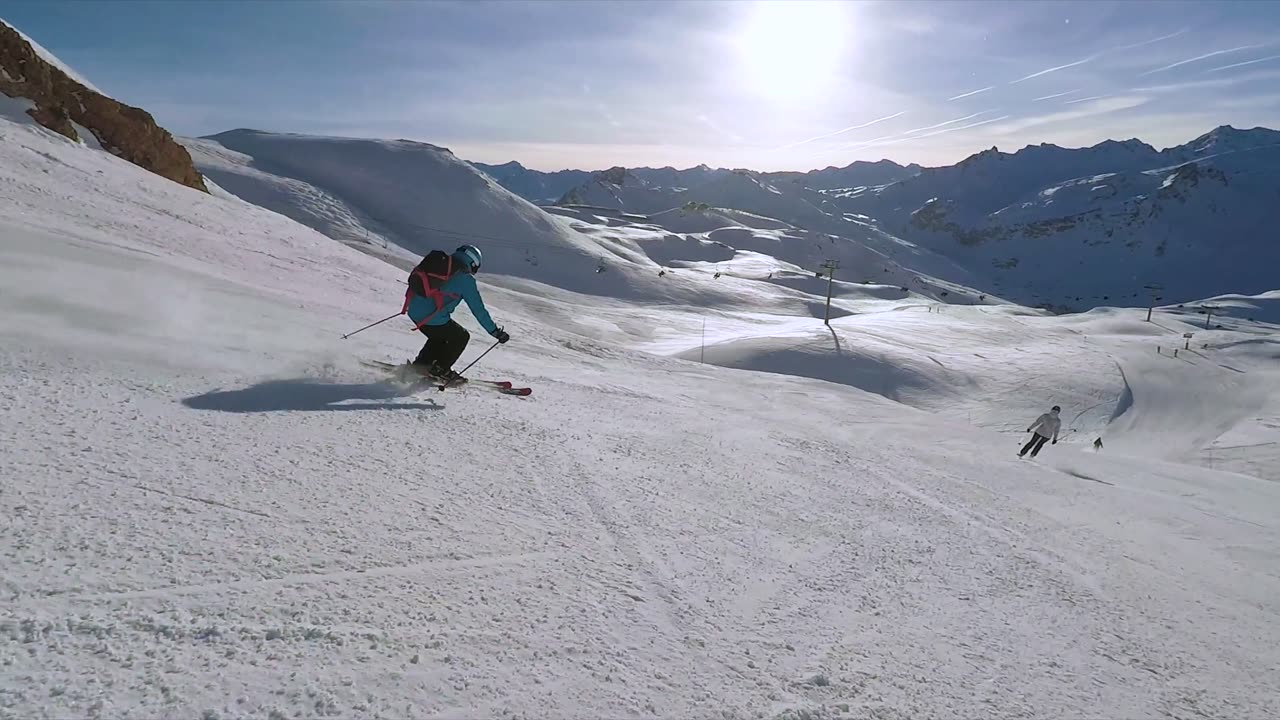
[404,244,509,383]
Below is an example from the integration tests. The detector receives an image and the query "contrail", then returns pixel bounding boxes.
[947,86,994,101]
[828,133,900,153]
[912,114,1011,139]
[903,111,992,135]
[1032,89,1081,102]
[772,111,906,151]
[858,114,1013,151]
[1110,28,1190,53]
[1010,57,1092,84]
[1204,53,1280,74]
[1064,94,1111,105]
[1138,44,1265,76]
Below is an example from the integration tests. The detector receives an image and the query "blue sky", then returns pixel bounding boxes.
[5,0,1280,171]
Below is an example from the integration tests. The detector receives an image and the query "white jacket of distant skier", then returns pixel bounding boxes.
[1028,410,1061,441]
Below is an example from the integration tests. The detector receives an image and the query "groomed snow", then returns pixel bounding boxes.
[3,103,1280,720]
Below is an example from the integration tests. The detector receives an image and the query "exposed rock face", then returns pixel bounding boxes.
[0,21,207,192]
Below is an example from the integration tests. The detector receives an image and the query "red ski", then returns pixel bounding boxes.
[360,359,531,396]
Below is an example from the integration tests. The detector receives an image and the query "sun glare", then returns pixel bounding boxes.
[733,0,853,103]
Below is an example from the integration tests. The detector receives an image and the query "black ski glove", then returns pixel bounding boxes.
[491,327,510,344]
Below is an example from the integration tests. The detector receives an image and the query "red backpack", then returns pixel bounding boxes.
[402,250,460,327]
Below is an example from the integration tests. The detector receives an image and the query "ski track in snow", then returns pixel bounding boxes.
[1,101,1279,719]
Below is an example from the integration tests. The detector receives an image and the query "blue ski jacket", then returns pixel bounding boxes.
[406,270,499,335]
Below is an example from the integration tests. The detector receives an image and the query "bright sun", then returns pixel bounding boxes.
[733,0,853,103]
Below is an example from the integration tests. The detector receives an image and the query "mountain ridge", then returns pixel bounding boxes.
[0,16,207,192]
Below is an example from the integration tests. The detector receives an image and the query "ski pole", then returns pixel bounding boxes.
[341,312,402,339]
[441,340,502,390]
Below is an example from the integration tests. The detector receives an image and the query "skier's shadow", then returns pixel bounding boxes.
[182,378,441,414]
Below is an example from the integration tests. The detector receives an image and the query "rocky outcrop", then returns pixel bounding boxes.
[0,21,207,192]
[597,166,629,186]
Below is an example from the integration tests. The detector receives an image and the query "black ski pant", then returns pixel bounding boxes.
[1020,433,1050,457]
[413,319,469,370]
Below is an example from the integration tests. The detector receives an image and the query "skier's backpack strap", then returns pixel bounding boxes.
[404,250,457,329]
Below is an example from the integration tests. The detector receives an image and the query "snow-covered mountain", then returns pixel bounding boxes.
[183,131,988,312]
[0,17,206,192]
[472,161,732,205]
[182,129,668,297]
[557,165,860,235]
[833,126,1280,309]
[5,28,1280,720]
[556,165,681,213]
[478,127,1277,311]
[766,158,923,191]
[470,160,591,205]
[477,158,919,204]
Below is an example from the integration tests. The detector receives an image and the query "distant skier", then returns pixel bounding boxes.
[402,244,509,384]
[1093,437,1104,451]
[1019,405,1061,458]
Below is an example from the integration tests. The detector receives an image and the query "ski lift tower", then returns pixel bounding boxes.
[1200,304,1220,330]
[1143,284,1163,322]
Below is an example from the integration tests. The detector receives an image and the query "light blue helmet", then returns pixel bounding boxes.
[455,244,482,273]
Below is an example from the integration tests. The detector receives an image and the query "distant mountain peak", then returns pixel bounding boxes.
[955,146,1003,167]
[596,166,632,185]
[1184,124,1280,155]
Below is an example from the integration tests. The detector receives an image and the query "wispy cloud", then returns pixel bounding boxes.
[848,115,1015,152]
[1033,89,1082,102]
[1212,92,1280,110]
[829,113,1011,156]
[1129,67,1280,94]
[696,114,743,144]
[772,111,906,151]
[1138,44,1266,77]
[1009,57,1092,84]
[947,86,994,101]
[1203,53,1280,74]
[903,111,993,135]
[983,96,1151,135]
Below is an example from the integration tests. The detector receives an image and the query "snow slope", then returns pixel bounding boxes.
[549,167,993,301]
[657,291,1280,482]
[557,167,854,234]
[183,130,998,315]
[181,129,686,300]
[4,80,1280,720]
